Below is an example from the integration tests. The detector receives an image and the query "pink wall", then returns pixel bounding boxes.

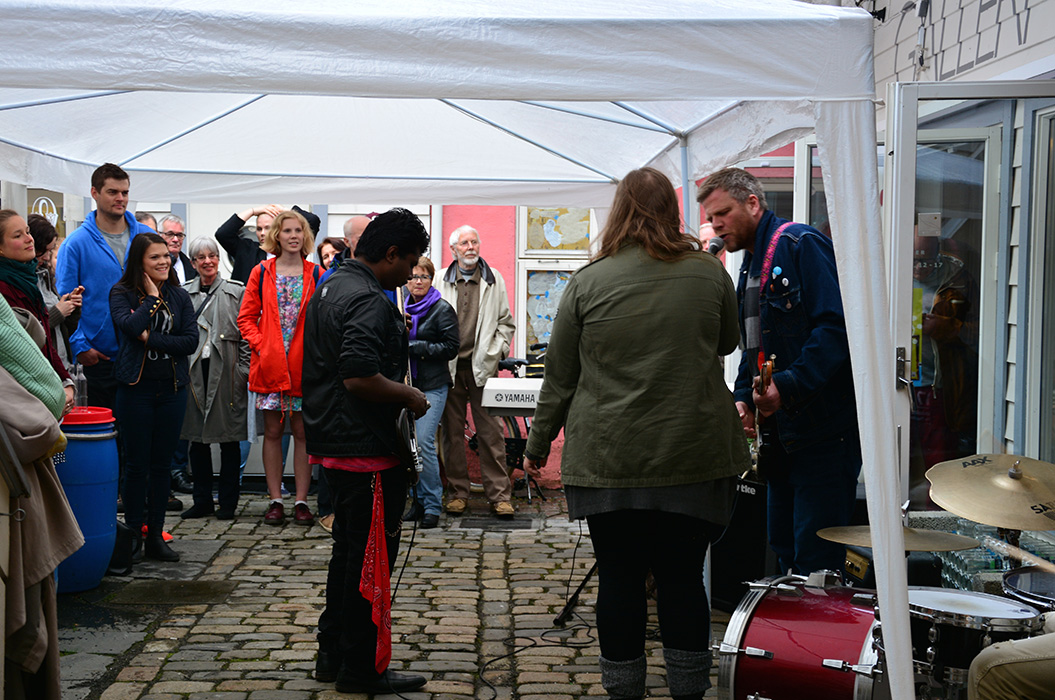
[440,205,518,319]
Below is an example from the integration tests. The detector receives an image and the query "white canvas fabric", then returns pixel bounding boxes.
[0,3,912,696]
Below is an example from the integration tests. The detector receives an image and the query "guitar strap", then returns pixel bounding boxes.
[757,221,794,370]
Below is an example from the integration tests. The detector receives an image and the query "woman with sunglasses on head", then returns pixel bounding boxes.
[110,233,198,562]
[237,210,321,527]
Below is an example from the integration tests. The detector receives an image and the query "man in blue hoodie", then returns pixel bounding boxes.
[56,163,155,408]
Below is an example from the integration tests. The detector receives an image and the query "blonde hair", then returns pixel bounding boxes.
[262,210,315,258]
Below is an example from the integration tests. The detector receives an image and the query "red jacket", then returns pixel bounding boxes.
[236,257,320,397]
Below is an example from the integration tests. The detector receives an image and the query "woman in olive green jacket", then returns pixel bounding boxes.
[524,167,749,700]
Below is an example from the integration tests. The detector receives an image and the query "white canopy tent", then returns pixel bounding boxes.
[0,1,910,696]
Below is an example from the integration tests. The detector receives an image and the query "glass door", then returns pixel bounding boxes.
[887,81,1055,508]
[905,131,994,508]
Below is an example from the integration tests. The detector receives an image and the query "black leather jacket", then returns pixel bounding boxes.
[409,296,459,392]
[302,260,408,458]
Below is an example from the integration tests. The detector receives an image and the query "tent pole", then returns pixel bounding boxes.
[680,136,693,234]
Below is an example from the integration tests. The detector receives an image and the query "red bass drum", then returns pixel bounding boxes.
[717,574,883,700]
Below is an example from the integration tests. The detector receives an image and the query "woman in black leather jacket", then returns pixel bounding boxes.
[404,256,458,528]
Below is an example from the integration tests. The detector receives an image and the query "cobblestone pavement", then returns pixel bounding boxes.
[59,490,727,700]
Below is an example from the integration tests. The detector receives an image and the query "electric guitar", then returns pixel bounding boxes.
[753,355,776,474]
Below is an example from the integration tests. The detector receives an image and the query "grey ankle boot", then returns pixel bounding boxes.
[663,647,712,699]
[599,654,646,700]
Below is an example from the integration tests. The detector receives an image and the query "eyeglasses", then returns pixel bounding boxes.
[409,274,432,281]
[162,231,186,240]
[194,253,220,262]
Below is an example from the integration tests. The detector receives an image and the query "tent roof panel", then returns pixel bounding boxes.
[0,0,876,101]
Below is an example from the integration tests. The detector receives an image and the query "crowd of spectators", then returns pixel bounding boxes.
[2,162,529,570]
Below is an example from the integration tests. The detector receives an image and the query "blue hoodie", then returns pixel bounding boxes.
[56,210,155,358]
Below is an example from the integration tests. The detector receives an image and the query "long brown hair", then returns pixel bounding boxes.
[594,167,699,262]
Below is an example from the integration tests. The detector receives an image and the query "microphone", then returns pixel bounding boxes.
[706,237,725,255]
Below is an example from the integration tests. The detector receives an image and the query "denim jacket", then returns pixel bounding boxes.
[734,210,857,451]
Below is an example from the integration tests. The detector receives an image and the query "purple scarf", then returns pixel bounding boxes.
[406,286,442,379]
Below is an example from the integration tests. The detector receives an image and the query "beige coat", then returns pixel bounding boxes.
[436,261,515,387]
[180,277,250,444]
[1,360,84,699]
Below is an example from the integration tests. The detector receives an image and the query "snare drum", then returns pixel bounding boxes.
[1002,566,1055,612]
[901,587,1041,686]
[717,574,881,700]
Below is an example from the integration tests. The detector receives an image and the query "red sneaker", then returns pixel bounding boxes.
[141,525,174,542]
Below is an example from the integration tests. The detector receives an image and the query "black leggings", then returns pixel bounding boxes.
[586,510,715,661]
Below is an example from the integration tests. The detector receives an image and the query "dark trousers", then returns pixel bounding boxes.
[189,441,242,511]
[316,466,332,517]
[318,466,407,678]
[586,509,716,661]
[766,428,861,575]
[115,380,187,532]
[83,358,119,409]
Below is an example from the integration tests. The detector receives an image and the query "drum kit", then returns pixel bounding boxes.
[716,453,1055,700]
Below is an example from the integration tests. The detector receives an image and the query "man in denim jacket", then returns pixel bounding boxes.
[698,168,861,575]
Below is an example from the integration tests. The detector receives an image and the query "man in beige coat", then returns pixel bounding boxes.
[435,225,516,517]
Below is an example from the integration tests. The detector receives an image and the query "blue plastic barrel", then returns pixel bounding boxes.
[54,406,119,593]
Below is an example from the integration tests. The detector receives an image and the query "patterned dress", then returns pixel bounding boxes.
[255,273,304,412]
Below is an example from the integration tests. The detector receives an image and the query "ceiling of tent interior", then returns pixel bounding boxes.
[0,0,875,205]
[0,88,736,204]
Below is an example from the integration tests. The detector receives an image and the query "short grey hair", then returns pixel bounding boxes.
[188,236,220,259]
[696,167,769,211]
[159,213,185,230]
[449,224,479,247]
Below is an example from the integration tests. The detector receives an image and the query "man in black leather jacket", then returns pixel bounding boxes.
[302,208,431,695]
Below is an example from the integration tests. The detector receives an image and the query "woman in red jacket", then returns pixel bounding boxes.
[237,210,321,526]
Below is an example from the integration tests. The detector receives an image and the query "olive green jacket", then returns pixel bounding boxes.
[525,246,750,488]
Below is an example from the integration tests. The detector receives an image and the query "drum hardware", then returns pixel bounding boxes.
[805,569,842,588]
[852,592,877,606]
[714,642,774,660]
[746,574,803,595]
[820,658,881,677]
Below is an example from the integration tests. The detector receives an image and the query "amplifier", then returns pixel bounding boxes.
[710,475,778,613]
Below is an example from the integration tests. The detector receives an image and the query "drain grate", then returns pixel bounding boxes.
[109,580,238,605]
[455,516,536,530]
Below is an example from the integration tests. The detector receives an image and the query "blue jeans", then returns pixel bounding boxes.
[413,385,448,516]
[115,380,187,532]
[766,428,861,575]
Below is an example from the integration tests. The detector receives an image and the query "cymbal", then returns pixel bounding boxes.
[817,525,978,552]
[926,454,1055,531]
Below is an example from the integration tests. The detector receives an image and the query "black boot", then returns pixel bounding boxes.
[130,533,144,564]
[144,532,180,562]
